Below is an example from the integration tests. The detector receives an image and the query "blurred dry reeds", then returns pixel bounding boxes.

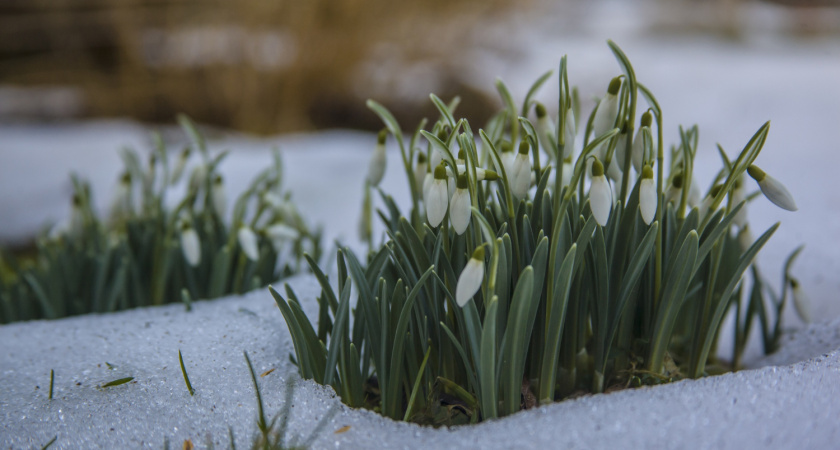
[0,0,519,133]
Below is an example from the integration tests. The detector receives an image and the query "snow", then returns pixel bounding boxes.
[3,5,840,448]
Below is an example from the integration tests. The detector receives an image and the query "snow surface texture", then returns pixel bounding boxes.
[3,9,840,449]
[2,275,840,449]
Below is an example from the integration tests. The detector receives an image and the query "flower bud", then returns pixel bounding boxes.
[366,129,388,186]
[180,225,201,267]
[592,77,621,139]
[589,157,612,226]
[237,226,260,261]
[449,174,471,235]
[790,278,810,323]
[747,165,797,211]
[211,175,227,218]
[510,141,532,199]
[456,247,485,307]
[425,165,449,227]
[639,165,657,225]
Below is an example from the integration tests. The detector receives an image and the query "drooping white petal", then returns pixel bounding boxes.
[592,78,620,138]
[211,175,227,218]
[536,103,556,157]
[180,227,201,267]
[613,132,629,172]
[188,163,207,192]
[758,174,798,211]
[791,279,810,323]
[590,174,612,226]
[510,153,532,199]
[688,178,702,208]
[456,249,485,307]
[639,177,657,225]
[413,155,427,193]
[561,108,576,160]
[425,179,449,227]
[737,225,754,253]
[731,179,749,228]
[606,159,623,184]
[449,188,471,235]
[237,226,260,261]
[170,148,190,184]
[265,223,299,252]
[367,141,387,186]
[631,127,652,173]
[430,149,443,170]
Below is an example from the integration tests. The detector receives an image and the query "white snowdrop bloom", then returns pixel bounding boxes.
[265,223,299,252]
[664,174,684,206]
[748,165,797,211]
[430,149,443,171]
[613,129,630,174]
[688,178,702,208]
[632,112,654,172]
[170,148,190,184]
[561,107,576,160]
[211,175,227,218]
[237,226,260,261]
[449,175,472,235]
[188,163,208,192]
[456,247,485,307]
[592,77,621,138]
[69,195,85,238]
[366,130,388,186]
[145,153,157,189]
[606,158,623,184]
[561,156,574,186]
[110,172,133,219]
[262,191,283,209]
[413,152,428,193]
[737,225,754,253]
[589,157,612,226]
[180,225,201,267]
[425,165,449,227]
[536,103,556,158]
[790,278,810,323]
[639,165,657,225]
[422,172,433,204]
[510,141,532,200]
[730,175,748,228]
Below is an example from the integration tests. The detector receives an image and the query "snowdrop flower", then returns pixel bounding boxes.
[211,175,227,218]
[449,174,472,235]
[747,165,797,211]
[611,128,629,178]
[265,223,299,252]
[632,112,654,172]
[730,175,748,228]
[639,164,657,225]
[665,172,701,208]
[366,129,388,186]
[737,225,754,253]
[413,152,428,193]
[456,247,485,307]
[180,224,201,267]
[188,163,208,193]
[697,185,722,221]
[592,77,621,138]
[69,195,85,239]
[589,157,612,226]
[110,172,133,220]
[170,148,190,184]
[237,226,260,261]
[510,141,532,200]
[535,103,556,157]
[448,150,468,198]
[425,165,449,227]
[560,106,576,160]
[561,156,574,186]
[790,278,810,323]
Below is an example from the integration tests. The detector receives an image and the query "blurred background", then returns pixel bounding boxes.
[1,0,838,133]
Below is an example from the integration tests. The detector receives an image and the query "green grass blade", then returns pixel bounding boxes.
[178,349,195,396]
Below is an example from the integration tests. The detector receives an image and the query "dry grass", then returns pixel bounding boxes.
[0,0,519,133]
